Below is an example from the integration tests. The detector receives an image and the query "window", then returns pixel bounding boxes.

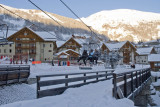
[9,49,12,53]
[0,49,1,53]
[48,50,52,52]
[154,63,160,67]
[50,44,52,47]
[43,44,45,47]
[10,44,12,47]
[4,49,6,53]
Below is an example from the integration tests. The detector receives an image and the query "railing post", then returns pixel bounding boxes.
[96,72,98,81]
[131,72,133,92]
[18,72,20,82]
[113,73,117,99]
[65,75,68,87]
[84,73,86,83]
[136,71,138,88]
[106,71,108,79]
[36,76,40,98]
[140,70,142,85]
[124,74,127,97]
[5,73,8,85]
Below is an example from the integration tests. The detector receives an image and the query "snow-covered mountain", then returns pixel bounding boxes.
[0,4,107,41]
[1,4,160,42]
[81,9,160,42]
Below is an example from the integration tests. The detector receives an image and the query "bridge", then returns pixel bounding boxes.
[36,67,151,102]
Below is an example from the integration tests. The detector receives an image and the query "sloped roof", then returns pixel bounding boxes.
[55,49,80,56]
[104,41,136,51]
[74,38,86,45]
[136,47,154,55]
[105,41,127,51]
[148,54,160,62]
[7,27,56,41]
[56,37,82,48]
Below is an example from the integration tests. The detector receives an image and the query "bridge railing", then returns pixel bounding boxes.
[36,70,114,98]
[0,65,30,85]
[112,68,151,99]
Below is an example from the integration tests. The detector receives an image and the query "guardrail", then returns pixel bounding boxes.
[0,65,30,85]
[36,70,114,98]
[112,68,151,99]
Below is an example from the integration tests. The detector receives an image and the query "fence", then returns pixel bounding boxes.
[36,70,114,98]
[0,65,30,85]
[112,68,151,99]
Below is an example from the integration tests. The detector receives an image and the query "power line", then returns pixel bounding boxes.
[59,0,101,48]
[59,0,100,41]
[0,4,59,40]
[28,0,72,39]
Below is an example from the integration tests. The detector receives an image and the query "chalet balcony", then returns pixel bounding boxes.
[16,46,36,49]
[16,40,35,43]
[16,52,36,55]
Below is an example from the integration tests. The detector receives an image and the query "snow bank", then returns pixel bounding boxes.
[151,71,160,77]
[151,91,160,105]
[152,79,160,86]
[0,80,134,107]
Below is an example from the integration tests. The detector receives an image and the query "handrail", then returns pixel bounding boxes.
[36,70,114,98]
[112,68,151,99]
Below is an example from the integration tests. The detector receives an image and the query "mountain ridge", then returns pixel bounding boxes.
[81,9,160,42]
[1,4,160,42]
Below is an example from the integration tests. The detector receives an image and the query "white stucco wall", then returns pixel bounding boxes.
[0,43,15,58]
[136,55,148,64]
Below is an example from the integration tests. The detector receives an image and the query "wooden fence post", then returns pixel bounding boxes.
[131,72,133,92]
[84,73,86,83]
[65,75,68,87]
[106,71,108,79]
[36,76,40,98]
[136,71,138,88]
[113,73,117,99]
[124,74,127,97]
[96,72,98,81]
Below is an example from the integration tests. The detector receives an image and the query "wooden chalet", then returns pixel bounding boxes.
[55,49,80,64]
[148,54,160,71]
[56,37,82,52]
[135,47,156,64]
[7,27,56,61]
[101,41,136,64]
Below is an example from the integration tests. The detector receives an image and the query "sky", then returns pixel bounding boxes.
[0,0,160,19]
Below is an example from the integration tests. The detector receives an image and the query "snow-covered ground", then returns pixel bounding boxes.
[0,60,158,107]
[0,80,134,107]
[0,84,36,105]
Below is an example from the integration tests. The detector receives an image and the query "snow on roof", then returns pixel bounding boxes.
[148,54,160,62]
[34,31,56,41]
[74,38,86,45]
[105,41,127,51]
[6,27,57,41]
[55,49,80,56]
[56,37,82,48]
[136,47,153,55]
[56,40,66,48]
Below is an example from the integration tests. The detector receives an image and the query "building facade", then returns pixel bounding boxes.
[135,47,156,64]
[101,41,136,64]
[0,27,56,62]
